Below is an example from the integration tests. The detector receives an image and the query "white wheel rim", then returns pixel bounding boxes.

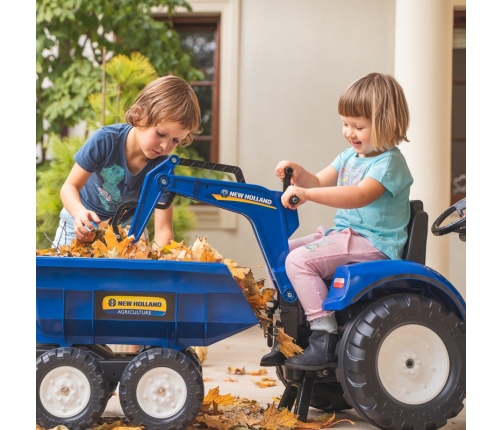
[39,366,91,417]
[136,367,188,418]
[377,324,449,404]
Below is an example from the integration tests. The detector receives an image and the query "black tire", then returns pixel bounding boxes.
[77,344,119,400]
[138,346,203,377]
[99,345,118,400]
[275,365,352,412]
[182,347,203,376]
[119,348,204,430]
[336,294,466,430]
[36,347,108,430]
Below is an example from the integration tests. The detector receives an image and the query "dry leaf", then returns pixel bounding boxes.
[247,369,268,375]
[253,377,277,388]
[192,346,208,364]
[202,386,238,412]
[228,366,246,375]
[277,328,304,358]
[104,226,120,250]
[260,403,297,429]
[196,414,231,430]
[294,413,355,429]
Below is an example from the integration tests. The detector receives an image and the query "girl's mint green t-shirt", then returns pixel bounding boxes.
[328,147,413,260]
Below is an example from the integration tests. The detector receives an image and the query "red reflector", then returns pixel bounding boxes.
[333,277,345,289]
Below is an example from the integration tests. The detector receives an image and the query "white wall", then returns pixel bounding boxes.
[186,0,466,298]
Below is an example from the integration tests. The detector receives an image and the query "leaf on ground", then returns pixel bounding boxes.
[86,417,145,429]
[202,386,238,412]
[295,413,355,429]
[253,377,277,388]
[196,414,231,430]
[228,366,246,375]
[247,369,268,375]
[259,403,297,429]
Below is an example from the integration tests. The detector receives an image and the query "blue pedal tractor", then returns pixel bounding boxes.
[36,155,466,430]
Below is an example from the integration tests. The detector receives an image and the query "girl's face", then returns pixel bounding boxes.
[340,115,378,158]
[136,119,190,159]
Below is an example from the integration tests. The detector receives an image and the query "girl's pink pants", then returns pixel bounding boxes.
[286,226,387,320]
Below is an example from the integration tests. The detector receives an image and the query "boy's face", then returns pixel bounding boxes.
[340,115,378,158]
[137,120,190,159]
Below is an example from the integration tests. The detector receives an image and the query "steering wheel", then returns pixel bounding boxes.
[431,198,466,238]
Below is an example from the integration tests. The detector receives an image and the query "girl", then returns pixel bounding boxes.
[52,75,201,249]
[261,73,413,371]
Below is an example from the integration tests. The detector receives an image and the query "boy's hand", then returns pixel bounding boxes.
[73,210,101,241]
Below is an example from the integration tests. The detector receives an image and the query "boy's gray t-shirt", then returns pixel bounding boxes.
[74,123,169,220]
[328,147,414,260]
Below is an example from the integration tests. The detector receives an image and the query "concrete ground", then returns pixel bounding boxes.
[104,325,466,429]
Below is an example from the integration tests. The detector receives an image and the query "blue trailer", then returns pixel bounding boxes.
[36,155,466,430]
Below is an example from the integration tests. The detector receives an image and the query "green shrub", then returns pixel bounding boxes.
[36,134,199,249]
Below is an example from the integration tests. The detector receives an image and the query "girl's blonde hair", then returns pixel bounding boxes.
[125,75,202,147]
[338,73,409,151]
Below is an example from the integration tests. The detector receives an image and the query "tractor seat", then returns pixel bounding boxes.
[402,200,428,265]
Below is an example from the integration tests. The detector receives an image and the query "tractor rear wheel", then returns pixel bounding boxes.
[336,294,466,430]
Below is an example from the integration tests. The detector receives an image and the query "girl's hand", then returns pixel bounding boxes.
[275,161,302,184]
[73,209,101,241]
[281,185,309,209]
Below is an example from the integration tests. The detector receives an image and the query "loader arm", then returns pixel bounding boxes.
[128,155,300,303]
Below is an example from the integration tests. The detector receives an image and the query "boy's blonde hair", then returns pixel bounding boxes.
[338,73,409,151]
[125,75,202,147]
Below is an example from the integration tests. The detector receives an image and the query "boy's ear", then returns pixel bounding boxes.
[131,106,145,125]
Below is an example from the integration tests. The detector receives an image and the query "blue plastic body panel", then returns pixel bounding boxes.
[36,154,466,352]
[323,260,466,320]
[36,257,258,349]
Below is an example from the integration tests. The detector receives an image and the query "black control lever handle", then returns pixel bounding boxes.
[283,167,300,206]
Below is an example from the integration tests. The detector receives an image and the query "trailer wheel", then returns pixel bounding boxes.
[36,347,108,430]
[336,294,466,430]
[275,365,352,412]
[119,348,204,430]
[182,347,203,376]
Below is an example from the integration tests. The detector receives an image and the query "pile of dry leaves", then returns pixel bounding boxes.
[36,386,354,430]
[37,222,302,353]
